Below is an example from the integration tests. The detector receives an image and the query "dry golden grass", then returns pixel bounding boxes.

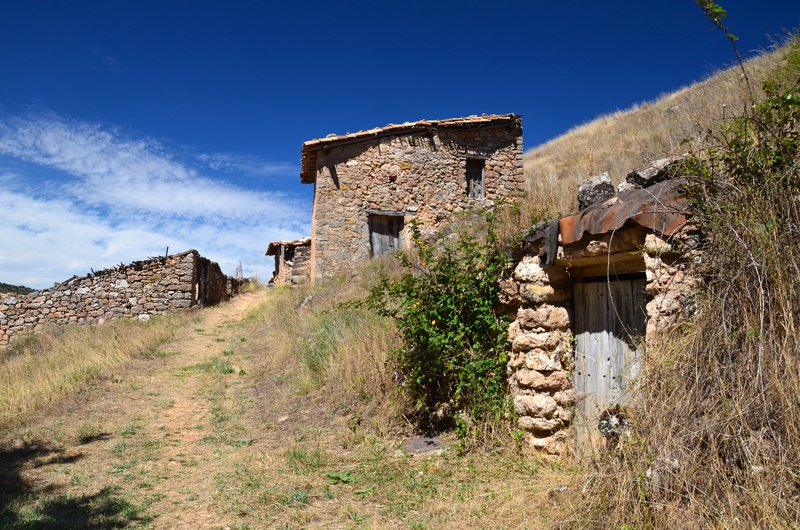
[244,257,408,434]
[556,39,800,528]
[0,313,190,429]
[227,275,574,528]
[523,47,787,214]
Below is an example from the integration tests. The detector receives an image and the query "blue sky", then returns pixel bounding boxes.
[1,1,798,288]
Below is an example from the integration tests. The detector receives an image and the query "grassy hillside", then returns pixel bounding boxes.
[0,282,35,295]
[523,47,786,214]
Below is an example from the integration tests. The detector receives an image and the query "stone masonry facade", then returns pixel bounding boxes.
[500,168,700,455]
[0,250,242,348]
[302,115,524,281]
[502,231,699,455]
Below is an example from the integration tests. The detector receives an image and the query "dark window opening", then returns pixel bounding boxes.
[466,158,485,199]
[369,214,403,257]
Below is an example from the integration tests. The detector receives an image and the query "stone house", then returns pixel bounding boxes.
[300,114,524,281]
[266,237,311,286]
[500,161,700,456]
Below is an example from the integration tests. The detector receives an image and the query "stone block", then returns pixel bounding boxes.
[512,331,562,353]
[513,394,557,418]
[517,305,570,331]
[518,415,562,434]
[507,320,522,343]
[524,350,563,371]
[515,369,571,391]
[577,172,615,210]
[553,389,578,406]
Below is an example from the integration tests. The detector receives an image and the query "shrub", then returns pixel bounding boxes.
[367,213,514,432]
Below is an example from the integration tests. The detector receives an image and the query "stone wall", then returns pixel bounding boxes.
[271,243,311,286]
[310,121,523,280]
[0,250,242,347]
[501,226,699,455]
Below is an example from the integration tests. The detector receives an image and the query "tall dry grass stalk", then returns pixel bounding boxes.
[0,314,188,429]
[523,47,787,214]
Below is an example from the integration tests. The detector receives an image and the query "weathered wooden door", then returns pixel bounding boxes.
[369,214,403,257]
[573,278,647,455]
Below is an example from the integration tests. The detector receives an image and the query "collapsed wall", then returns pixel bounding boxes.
[0,250,243,347]
[266,237,312,286]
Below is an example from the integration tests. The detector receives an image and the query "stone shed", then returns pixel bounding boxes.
[501,163,701,456]
[301,114,524,281]
[266,237,311,286]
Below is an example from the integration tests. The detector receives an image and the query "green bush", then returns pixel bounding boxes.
[367,213,513,431]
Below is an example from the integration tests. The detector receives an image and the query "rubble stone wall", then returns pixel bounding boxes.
[0,250,241,347]
[311,122,523,280]
[501,226,699,455]
[272,244,311,286]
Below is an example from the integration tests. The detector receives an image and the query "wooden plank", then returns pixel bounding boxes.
[573,284,589,452]
[574,278,649,456]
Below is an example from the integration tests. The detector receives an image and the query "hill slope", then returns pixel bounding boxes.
[0,282,34,295]
[523,47,786,213]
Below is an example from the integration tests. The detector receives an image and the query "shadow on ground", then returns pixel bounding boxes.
[0,438,149,529]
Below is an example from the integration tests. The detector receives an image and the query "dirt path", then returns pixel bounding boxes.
[0,290,273,529]
[1,288,563,529]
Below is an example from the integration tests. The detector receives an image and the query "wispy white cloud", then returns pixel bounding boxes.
[197,152,296,178]
[0,113,310,288]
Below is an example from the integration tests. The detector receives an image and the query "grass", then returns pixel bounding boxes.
[521,45,789,216]
[0,278,572,528]
[0,313,192,429]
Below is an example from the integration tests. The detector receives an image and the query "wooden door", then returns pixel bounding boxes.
[573,278,647,456]
[369,214,403,257]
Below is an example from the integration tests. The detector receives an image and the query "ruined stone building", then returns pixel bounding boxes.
[500,160,699,456]
[266,237,311,286]
[300,114,524,282]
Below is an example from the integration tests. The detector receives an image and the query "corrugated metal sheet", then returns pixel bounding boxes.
[526,178,691,266]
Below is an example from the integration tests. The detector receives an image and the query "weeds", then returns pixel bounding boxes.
[571,30,800,529]
[0,313,190,429]
[367,215,513,433]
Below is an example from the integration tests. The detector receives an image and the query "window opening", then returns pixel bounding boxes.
[369,214,403,257]
[466,158,485,199]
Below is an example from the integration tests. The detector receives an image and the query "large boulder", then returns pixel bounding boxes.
[577,172,615,210]
[626,156,684,188]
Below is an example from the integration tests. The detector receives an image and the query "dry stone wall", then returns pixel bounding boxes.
[311,122,523,279]
[0,250,241,347]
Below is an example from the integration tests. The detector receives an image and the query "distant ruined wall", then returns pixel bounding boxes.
[0,250,242,348]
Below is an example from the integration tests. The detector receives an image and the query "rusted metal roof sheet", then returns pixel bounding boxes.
[265,237,311,256]
[300,114,521,183]
[526,178,691,265]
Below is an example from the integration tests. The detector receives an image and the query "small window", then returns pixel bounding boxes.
[466,158,485,199]
[369,214,403,257]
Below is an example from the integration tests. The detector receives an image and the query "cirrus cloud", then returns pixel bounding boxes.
[0,112,310,288]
